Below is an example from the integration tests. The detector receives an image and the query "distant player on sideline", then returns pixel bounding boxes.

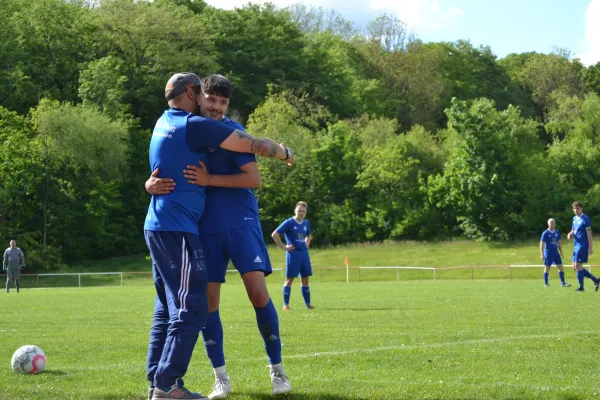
[144,72,294,400]
[3,240,25,293]
[539,218,570,287]
[146,75,291,398]
[567,201,599,292]
[272,202,313,310]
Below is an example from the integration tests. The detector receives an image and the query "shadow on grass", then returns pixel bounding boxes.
[241,393,369,400]
[325,308,404,312]
[86,394,147,400]
[40,370,68,376]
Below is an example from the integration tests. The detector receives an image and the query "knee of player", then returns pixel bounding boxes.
[247,289,270,307]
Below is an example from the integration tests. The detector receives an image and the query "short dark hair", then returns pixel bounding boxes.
[572,201,583,208]
[200,74,233,99]
[295,201,308,209]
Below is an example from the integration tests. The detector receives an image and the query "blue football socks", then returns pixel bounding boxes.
[254,299,282,365]
[201,310,225,368]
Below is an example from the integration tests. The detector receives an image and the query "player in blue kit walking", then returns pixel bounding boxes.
[145,73,294,400]
[272,202,314,310]
[539,218,570,287]
[567,201,599,292]
[147,75,291,398]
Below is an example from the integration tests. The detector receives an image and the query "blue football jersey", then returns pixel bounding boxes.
[276,218,311,251]
[144,108,234,234]
[541,229,560,254]
[572,214,592,247]
[198,117,260,235]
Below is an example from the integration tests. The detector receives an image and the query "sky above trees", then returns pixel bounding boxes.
[206,0,600,64]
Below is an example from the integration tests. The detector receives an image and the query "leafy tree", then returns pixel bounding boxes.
[310,121,365,244]
[79,56,131,119]
[302,32,390,118]
[357,123,446,239]
[30,100,130,262]
[287,4,358,39]
[584,62,600,96]
[519,53,586,120]
[0,0,92,114]
[546,93,600,193]
[90,0,218,129]
[153,0,207,14]
[366,14,413,53]
[202,4,308,119]
[428,98,541,239]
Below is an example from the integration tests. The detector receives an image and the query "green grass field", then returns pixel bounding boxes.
[66,239,599,271]
[1,279,600,400]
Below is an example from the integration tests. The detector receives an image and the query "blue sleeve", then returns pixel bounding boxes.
[276,219,289,234]
[586,216,592,229]
[541,231,546,242]
[557,230,560,241]
[228,120,246,131]
[233,152,257,169]
[186,116,235,151]
[306,221,311,236]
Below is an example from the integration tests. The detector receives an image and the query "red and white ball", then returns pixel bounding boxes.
[11,345,46,374]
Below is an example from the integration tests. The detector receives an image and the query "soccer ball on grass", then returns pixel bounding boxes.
[11,345,46,374]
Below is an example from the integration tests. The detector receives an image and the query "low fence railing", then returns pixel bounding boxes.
[1,265,595,287]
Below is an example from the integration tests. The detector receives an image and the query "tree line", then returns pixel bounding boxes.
[1,0,600,270]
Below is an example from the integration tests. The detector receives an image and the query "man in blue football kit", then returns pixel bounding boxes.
[147,75,291,398]
[272,202,313,310]
[145,73,294,400]
[539,218,570,287]
[567,201,599,292]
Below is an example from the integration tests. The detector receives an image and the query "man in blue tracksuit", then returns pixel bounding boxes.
[144,73,294,400]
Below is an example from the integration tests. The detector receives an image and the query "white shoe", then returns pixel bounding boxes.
[269,366,292,395]
[208,378,232,399]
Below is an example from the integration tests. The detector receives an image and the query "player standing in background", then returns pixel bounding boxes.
[272,202,314,310]
[539,218,570,287]
[147,75,291,399]
[567,201,599,292]
[3,240,24,293]
[145,73,294,400]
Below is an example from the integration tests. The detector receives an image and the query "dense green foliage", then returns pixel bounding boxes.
[2,0,600,269]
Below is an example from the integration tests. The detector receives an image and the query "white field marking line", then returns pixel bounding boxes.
[239,330,599,362]
[63,331,599,373]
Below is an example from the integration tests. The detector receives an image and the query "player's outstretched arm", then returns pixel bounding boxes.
[146,168,176,195]
[539,241,544,259]
[184,161,261,188]
[219,130,294,166]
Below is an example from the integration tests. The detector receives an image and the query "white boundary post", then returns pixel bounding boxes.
[346,260,349,283]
